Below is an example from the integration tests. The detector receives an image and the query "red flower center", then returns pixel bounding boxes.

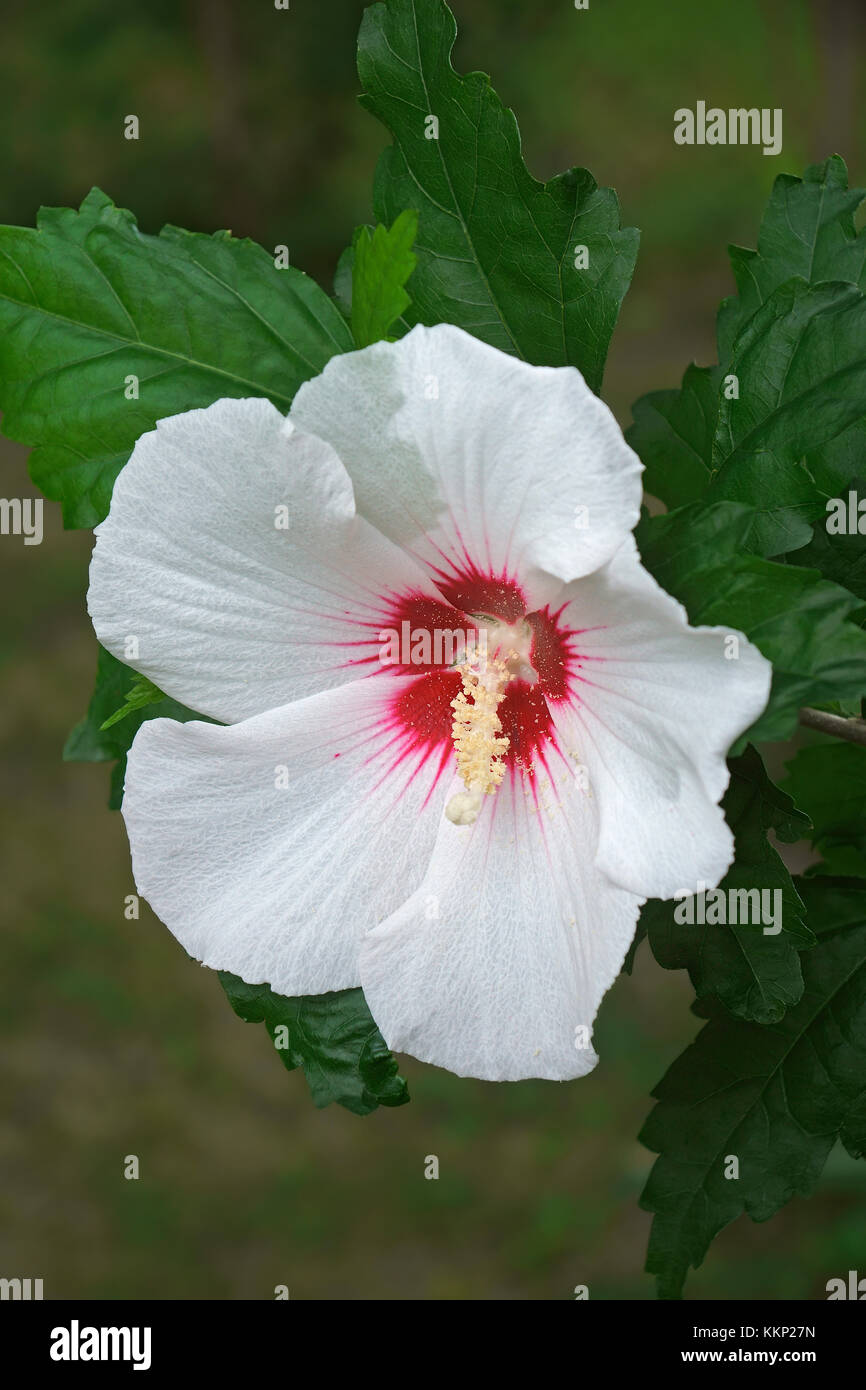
[373,564,584,792]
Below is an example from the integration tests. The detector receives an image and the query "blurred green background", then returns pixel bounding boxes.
[1,0,865,1300]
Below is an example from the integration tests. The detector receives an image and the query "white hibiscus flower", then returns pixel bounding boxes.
[87,324,771,1082]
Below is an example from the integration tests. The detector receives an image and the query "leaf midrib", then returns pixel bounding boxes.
[406,0,524,359]
[0,279,297,409]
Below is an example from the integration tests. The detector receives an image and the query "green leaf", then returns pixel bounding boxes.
[717,155,866,358]
[357,0,638,390]
[782,742,866,878]
[635,497,757,583]
[632,279,866,557]
[0,188,354,527]
[727,164,866,562]
[333,238,357,320]
[640,876,866,1298]
[787,474,866,602]
[218,973,409,1116]
[640,747,812,1024]
[99,674,165,730]
[64,645,208,809]
[707,278,866,555]
[628,159,866,552]
[807,417,866,498]
[350,210,418,347]
[637,500,866,745]
[627,364,721,508]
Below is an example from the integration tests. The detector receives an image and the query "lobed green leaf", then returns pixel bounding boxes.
[357,0,638,391]
[641,876,866,1298]
[0,189,353,527]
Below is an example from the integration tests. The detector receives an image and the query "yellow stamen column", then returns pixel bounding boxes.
[444,650,513,826]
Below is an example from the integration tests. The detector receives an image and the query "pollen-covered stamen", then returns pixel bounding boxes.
[444,646,514,826]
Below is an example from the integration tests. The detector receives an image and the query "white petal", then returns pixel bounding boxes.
[291,324,643,605]
[122,679,447,995]
[88,397,439,722]
[550,538,773,899]
[360,769,643,1081]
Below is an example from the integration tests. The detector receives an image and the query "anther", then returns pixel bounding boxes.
[444,646,513,826]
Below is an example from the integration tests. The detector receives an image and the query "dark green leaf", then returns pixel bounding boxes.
[717,155,866,358]
[351,209,418,347]
[627,364,721,508]
[219,972,409,1116]
[807,418,866,498]
[64,645,208,809]
[628,159,866,552]
[357,0,638,390]
[782,742,866,878]
[635,497,757,586]
[787,478,866,601]
[707,279,866,555]
[0,188,354,527]
[640,876,866,1298]
[640,746,812,1024]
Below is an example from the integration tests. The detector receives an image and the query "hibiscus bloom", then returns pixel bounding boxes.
[87,325,771,1082]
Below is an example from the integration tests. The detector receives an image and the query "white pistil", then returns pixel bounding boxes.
[444,647,514,826]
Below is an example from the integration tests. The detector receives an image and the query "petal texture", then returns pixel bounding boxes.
[360,768,643,1082]
[549,538,773,899]
[88,396,439,722]
[291,324,643,607]
[122,678,449,995]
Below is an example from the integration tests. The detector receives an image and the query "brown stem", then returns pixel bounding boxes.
[798,707,866,747]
